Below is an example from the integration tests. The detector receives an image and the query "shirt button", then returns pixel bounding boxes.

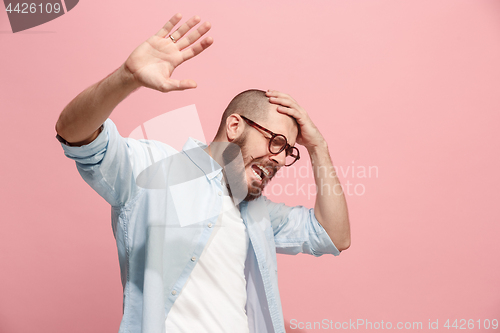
[171,290,177,295]
[191,256,196,262]
[218,191,222,196]
[208,223,213,228]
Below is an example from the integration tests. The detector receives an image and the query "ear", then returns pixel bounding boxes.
[225,114,244,141]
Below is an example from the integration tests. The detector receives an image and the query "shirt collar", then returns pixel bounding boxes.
[182,137,222,180]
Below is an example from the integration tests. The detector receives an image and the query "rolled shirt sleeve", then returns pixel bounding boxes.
[262,196,340,257]
[60,119,143,207]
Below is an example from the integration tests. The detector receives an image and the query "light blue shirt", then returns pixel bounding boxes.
[60,118,340,333]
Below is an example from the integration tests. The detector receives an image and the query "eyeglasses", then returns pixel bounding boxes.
[240,115,300,167]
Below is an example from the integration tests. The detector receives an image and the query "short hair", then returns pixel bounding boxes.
[215,89,270,139]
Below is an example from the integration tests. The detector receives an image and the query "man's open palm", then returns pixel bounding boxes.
[124,14,213,92]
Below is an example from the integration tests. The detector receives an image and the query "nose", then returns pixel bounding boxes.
[270,149,287,167]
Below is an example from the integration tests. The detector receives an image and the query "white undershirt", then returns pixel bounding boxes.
[164,185,250,333]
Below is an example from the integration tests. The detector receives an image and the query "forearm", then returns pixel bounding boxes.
[263,90,351,250]
[309,142,351,251]
[55,64,140,144]
[56,15,213,145]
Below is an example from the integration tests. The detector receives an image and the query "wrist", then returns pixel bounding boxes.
[117,63,142,91]
[306,139,328,155]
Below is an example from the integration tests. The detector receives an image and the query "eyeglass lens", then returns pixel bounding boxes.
[269,136,299,166]
[269,135,286,154]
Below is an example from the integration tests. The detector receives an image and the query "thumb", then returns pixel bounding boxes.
[163,79,197,92]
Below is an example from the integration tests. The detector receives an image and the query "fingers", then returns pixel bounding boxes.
[176,21,212,50]
[155,13,183,38]
[267,90,307,117]
[268,96,294,108]
[266,90,297,104]
[173,79,198,91]
[275,105,303,122]
[168,15,202,43]
[267,90,309,125]
[154,14,213,61]
[182,36,214,61]
[158,79,198,92]
[266,90,302,111]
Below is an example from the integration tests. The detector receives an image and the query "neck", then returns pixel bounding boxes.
[204,138,229,167]
[204,140,236,199]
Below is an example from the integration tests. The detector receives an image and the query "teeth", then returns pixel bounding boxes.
[252,168,262,180]
[257,165,270,177]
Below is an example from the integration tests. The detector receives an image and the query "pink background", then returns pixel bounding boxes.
[1,0,500,332]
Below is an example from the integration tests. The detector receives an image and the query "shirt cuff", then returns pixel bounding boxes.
[310,209,341,256]
[58,120,110,159]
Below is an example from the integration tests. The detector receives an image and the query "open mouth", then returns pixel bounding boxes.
[250,164,271,181]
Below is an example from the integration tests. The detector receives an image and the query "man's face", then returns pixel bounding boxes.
[233,106,299,201]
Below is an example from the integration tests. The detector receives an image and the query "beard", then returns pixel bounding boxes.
[224,132,278,202]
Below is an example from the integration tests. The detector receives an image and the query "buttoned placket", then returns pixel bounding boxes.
[239,201,285,333]
[166,169,225,306]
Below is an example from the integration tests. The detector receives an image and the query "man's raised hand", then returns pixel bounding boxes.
[123,13,213,92]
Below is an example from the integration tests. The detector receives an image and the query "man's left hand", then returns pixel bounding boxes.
[266,90,326,150]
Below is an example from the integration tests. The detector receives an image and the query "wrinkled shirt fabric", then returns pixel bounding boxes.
[60,118,340,333]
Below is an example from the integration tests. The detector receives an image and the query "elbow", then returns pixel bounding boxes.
[336,238,351,252]
[328,220,351,252]
[55,115,66,138]
[55,119,70,144]
[55,120,62,136]
[334,228,351,251]
[337,217,351,251]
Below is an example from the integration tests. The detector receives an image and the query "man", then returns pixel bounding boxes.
[55,14,350,333]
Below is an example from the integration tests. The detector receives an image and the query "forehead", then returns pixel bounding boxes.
[258,104,299,145]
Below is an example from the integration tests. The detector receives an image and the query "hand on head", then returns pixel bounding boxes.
[266,90,326,150]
